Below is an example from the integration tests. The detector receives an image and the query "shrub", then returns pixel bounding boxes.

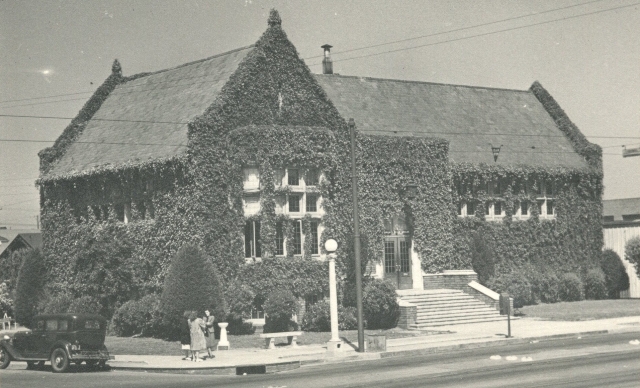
[470,231,495,284]
[224,281,256,335]
[530,271,560,304]
[14,249,46,327]
[584,268,607,300]
[362,279,399,329]
[0,249,28,295]
[301,300,358,332]
[263,289,298,333]
[111,294,163,337]
[600,249,629,299]
[68,295,103,314]
[159,244,226,340]
[37,291,74,315]
[624,236,640,278]
[558,273,584,302]
[487,272,534,308]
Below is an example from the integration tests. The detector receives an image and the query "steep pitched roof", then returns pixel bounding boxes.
[315,74,588,168]
[0,230,42,258]
[46,46,254,178]
[603,198,640,221]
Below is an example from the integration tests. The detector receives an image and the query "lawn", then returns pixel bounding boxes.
[105,328,445,356]
[519,299,640,321]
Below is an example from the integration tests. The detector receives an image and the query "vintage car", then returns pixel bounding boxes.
[0,313,113,372]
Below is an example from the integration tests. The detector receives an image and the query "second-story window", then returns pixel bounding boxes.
[244,220,261,258]
[288,169,300,186]
[306,194,318,212]
[289,195,301,213]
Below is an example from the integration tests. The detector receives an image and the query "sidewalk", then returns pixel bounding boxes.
[107,315,640,374]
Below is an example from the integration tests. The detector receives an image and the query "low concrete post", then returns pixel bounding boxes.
[217,322,230,350]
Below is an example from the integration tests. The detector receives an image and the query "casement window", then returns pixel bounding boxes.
[115,202,132,224]
[244,220,261,258]
[289,195,301,213]
[244,194,260,216]
[293,220,302,255]
[275,221,284,255]
[288,169,300,186]
[306,194,318,213]
[243,167,260,191]
[306,169,319,186]
[536,180,556,219]
[310,220,319,255]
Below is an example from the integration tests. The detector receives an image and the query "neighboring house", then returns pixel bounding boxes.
[37,11,602,301]
[0,229,42,261]
[603,198,640,298]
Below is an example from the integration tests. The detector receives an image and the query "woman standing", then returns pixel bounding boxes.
[188,311,207,362]
[203,309,216,359]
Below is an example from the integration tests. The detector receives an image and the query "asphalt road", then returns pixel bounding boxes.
[1,332,639,388]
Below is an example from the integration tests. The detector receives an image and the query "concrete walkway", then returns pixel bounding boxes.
[105,315,640,374]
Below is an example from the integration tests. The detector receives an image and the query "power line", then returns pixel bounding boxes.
[325,2,640,65]
[0,1,620,107]
[0,138,186,147]
[0,114,187,125]
[304,0,607,60]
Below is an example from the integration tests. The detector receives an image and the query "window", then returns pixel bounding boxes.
[306,169,319,186]
[623,214,640,222]
[603,215,614,222]
[115,202,132,223]
[306,194,317,212]
[244,194,260,216]
[494,202,502,216]
[305,294,321,311]
[288,169,300,186]
[275,221,284,256]
[485,202,491,216]
[35,320,45,331]
[46,319,58,331]
[245,220,261,258]
[457,202,463,216]
[289,195,301,213]
[293,221,302,255]
[536,180,556,219]
[137,201,147,220]
[467,201,476,216]
[310,220,319,255]
[521,201,529,216]
[546,200,554,215]
[243,167,260,190]
[58,320,68,331]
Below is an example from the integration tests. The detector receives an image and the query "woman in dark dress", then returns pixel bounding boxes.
[203,309,216,359]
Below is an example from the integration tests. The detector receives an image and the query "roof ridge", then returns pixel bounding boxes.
[314,73,531,94]
[122,44,256,82]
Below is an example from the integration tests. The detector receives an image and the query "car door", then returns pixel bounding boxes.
[36,319,59,358]
[13,319,44,357]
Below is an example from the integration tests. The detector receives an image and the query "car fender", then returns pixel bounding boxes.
[49,341,73,357]
[0,340,24,360]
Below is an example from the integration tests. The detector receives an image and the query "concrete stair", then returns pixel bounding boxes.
[398,289,507,328]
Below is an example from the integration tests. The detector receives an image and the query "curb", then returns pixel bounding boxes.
[109,360,301,375]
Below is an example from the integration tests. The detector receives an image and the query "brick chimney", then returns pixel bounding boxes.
[321,44,333,75]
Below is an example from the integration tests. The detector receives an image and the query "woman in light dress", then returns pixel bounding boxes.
[188,311,207,362]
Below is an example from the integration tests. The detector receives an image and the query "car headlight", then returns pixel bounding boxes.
[2,335,10,341]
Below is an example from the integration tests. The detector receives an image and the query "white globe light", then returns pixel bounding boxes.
[324,239,338,253]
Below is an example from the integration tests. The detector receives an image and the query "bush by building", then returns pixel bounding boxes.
[624,236,640,278]
[531,271,560,304]
[301,299,358,332]
[559,273,584,302]
[224,281,256,335]
[600,249,629,299]
[111,294,163,337]
[487,272,534,308]
[470,231,495,285]
[362,279,399,329]
[263,289,299,333]
[14,249,46,327]
[584,268,607,300]
[159,244,225,340]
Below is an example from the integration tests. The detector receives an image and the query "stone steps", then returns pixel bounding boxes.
[398,289,505,327]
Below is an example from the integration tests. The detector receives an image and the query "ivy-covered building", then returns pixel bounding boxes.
[38,10,602,307]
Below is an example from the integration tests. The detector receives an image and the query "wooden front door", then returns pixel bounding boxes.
[384,236,412,290]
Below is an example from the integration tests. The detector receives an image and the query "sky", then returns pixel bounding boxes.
[1,0,639,229]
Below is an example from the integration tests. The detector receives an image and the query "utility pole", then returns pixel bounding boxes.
[349,118,365,353]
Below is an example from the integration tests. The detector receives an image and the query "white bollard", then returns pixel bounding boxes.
[217,322,230,350]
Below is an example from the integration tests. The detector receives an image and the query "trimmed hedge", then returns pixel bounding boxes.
[14,249,46,327]
[301,299,357,332]
[584,268,607,300]
[600,249,629,299]
[361,279,399,329]
[159,244,225,340]
[111,294,163,337]
[559,273,584,302]
[487,272,534,308]
[470,231,495,284]
[263,289,298,333]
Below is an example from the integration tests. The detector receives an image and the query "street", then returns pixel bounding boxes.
[1,332,639,388]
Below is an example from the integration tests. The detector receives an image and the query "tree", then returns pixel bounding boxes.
[600,249,629,299]
[14,249,47,327]
[625,236,640,278]
[159,244,225,340]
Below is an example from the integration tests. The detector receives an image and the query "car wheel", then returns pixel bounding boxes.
[50,348,69,373]
[0,347,11,369]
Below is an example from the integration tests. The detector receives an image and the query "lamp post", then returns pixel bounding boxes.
[324,238,342,352]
